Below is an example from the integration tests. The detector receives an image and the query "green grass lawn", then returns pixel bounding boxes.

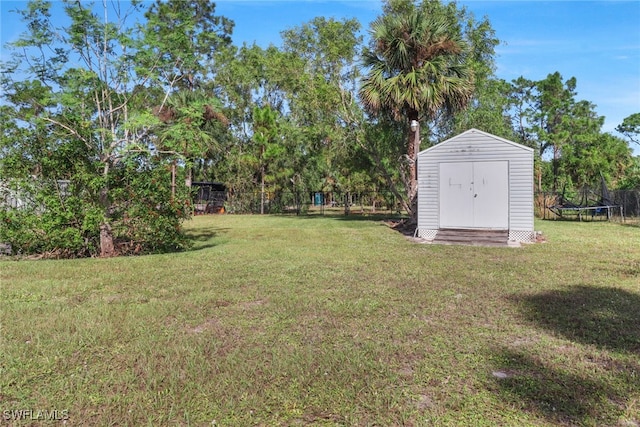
[1,214,639,426]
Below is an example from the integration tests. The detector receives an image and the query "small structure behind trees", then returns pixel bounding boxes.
[192,182,227,214]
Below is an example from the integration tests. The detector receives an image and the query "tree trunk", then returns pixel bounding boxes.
[171,160,176,201]
[344,192,350,215]
[100,223,115,257]
[185,165,192,188]
[260,164,265,215]
[99,161,116,257]
[407,112,420,223]
[537,167,542,193]
[552,145,560,193]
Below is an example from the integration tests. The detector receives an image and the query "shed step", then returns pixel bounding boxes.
[433,229,509,247]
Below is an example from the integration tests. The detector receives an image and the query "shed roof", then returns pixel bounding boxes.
[419,128,534,156]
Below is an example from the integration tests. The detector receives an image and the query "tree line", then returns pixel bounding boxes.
[1,0,638,257]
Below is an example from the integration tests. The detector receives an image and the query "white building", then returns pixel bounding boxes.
[416,128,535,243]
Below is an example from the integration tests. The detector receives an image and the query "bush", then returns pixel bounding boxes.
[0,156,192,258]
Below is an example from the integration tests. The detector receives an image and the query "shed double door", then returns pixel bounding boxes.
[439,161,509,229]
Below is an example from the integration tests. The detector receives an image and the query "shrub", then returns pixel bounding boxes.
[0,156,192,258]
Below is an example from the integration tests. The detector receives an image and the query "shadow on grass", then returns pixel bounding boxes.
[620,220,640,229]
[289,212,413,237]
[293,211,406,222]
[185,227,230,251]
[489,286,640,425]
[513,285,640,354]
[490,347,634,426]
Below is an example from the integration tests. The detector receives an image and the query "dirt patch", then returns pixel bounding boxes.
[238,299,266,309]
[385,219,417,237]
[386,219,432,243]
[416,394,434,410]
[492,370,517,379]
[186,318,222,334]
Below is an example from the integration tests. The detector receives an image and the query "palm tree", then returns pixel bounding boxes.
[359,4,473,221]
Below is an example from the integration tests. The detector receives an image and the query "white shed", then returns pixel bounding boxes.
[416,128,535,243]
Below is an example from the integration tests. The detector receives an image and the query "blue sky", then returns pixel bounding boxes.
[2,0,639,153]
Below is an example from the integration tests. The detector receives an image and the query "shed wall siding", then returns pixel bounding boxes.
[417,129,534,241]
